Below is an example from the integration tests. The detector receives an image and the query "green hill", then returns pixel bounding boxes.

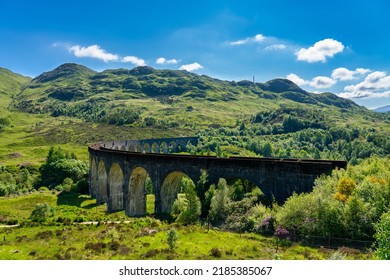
[11,63,365,128]
[0,67,31,97]
[0,67,31,111]
[0,63,389,166]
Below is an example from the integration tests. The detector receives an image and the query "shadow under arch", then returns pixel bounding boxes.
[126,166,152,216]
[160,171,195,213]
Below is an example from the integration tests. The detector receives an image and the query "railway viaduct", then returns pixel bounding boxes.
[88,137,347,217]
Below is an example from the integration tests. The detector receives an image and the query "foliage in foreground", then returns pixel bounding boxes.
[167,156,389,258]
[37,146,88,189]
[275,156,390,255]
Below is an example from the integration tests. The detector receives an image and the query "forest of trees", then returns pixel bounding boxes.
[0,147,88,196]
[190,125,389,164]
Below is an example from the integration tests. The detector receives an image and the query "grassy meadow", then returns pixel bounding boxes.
[0,192,372,260]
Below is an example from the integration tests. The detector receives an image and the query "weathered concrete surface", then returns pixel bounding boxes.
[89,137,347,216]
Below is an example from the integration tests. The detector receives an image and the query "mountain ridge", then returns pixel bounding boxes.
[10,63,358,109]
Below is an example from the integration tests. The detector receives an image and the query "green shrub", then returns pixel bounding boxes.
[38,186,50,192]
[173,178,201,225]
[210,248,222,258]
[166,228,179,251]
[209,179,230,226]
[37,147,88,188]
[29,203,52,222]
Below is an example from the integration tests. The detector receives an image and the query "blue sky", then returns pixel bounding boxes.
[1,0,389,109]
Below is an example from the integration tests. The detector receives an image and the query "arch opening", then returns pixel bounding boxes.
[160,171,195,214]
[160,142,168,153]
[151,142,160,153]
[143,143,151,153]
[168,141,176,153]
[176,143,183,153]
[128,144,135,152]
[226,178,268,205]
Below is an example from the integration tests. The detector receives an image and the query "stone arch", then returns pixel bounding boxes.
[136,144,142,152]
[97,160,108,204]
[129,144,135,152]
[160,142,168,153]
[108,163,124,212]
[160,171,194,213]
[151,142,160,153]
[127,167,150,216]
[120,145,126,151]
[143,143,151,153]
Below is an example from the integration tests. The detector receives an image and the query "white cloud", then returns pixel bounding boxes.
[156,57,178,64]
[286,73,309,86]
[338,91,390,99]
[179,62,203,72]
[64,43,146,66]
[254,34,265,42]
[338,71,390,99]
[287,73,335,89]
[68,44,119,62]
[296,39,344,63]
[309,76,336,88]
[331,67,371,81]
[230,39,248,46]
[344,71,390,92]
[230,33,266,45]
[265,44,287,51]
[355,68,371,75]
[122,56,146,66]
